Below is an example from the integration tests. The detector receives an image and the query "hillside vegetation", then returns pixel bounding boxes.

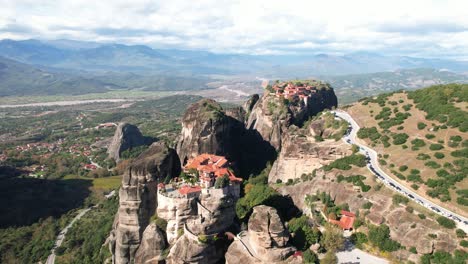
[348,84,468,215]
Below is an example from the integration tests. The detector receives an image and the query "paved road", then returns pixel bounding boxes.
[333,110,468,233]
[45,207,94,264]
[337,239,389,264]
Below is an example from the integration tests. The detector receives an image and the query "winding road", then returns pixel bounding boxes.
[333,110,468,233]
[46,207,94,264]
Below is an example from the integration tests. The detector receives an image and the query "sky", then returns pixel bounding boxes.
[0,0,467,59]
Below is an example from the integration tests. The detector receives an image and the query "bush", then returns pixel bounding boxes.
[399,165,408,172]
[303,249,318,264]
[424,161,440,169]
[425,134,436,139]
[350,232,368,249]
[418,213,426,219]
[434,152,445,159]
[461,240,468,248]
[411,138,426,148]
[392,194,409,205]
[429,144,444,151]
[368,224,401,251]
[323,154,366,171]
[456,229,466,238]
[362,202,373,209]
[417,122,427,130]
[392,133,409,145]
[214,174,230,188]
[437,216,456,229]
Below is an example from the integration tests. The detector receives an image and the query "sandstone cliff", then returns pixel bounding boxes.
[109,142,180,264]
[268,114,351,183]
[225,205,301,264]
[166,186,240,264]
[107,123,154,162]
[246,86,337,150]
[134,223,167,264]
[176,98,276,177]
[176,99,245,166]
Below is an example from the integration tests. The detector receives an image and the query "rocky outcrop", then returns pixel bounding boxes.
[109,142,181,264]
[176,99,245,166]
[134,223,167,264]
[243,94,259,114]
[268,115,352,183]
[156,192,197,244]
[246,87,337,150]
[176,98,276,177]
[107,123,154,162]
[225,205,300,264]
[166,186,240,264]
[225,106,247,124]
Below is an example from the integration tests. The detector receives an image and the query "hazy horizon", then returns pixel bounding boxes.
[1,0,467,60]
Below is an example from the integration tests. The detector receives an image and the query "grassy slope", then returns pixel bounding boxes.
[347,84,468,216]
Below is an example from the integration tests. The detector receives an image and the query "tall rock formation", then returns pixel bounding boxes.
[109,142,181,264]
[166,187,240,264]
[225,205,301,264]
[134,223,167,264]
[246,83,338,150]
[176,99,244,166]
[107,123,154,162]
[176,98,276,177]
[268,114,352,183]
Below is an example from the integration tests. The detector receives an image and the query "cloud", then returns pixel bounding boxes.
[374,21,467,34]
[0,0,467,59]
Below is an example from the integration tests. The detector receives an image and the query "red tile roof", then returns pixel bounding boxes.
[178,185,202,195]
[184,153,242,183]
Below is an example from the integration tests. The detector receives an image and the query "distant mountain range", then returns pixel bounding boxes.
[1,39,467,76]
[0,56,210,96]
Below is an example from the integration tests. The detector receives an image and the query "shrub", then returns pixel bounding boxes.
[410,169,420,174]
[417,122,427,130]
[214,174,230,188]
[276,179,282,184]
[437,216,456,229]
[429,144,444,151]
[399,165,408,172]
[434,152,445,159]
[411,138,426,147]
[456,229,466,238]
[323,154,366,171]
[410,247,417,254]
[392,133,409,145]
[425,134,436,139]
[411,184,419,190]
[461,240,468,248]
[303,249,318,264]
[350,232,368,249]
[368,224,401,251]
[362,202,373,209]
[393,194,409,205]
[418,213,426,219]
[424,161,440,169]
[406,206,414,213]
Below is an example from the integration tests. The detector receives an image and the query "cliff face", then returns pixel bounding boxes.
[225,205,301,264]
[176,98,276,177]
[166,186,240,264]
[134,223,167,264]
[176,99,245,166]
[107,123,154,162]
[109,142,180,264]
[246,87,337,151]
[268,115,352,183]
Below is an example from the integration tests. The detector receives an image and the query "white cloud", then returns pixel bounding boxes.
[0,0,467,59]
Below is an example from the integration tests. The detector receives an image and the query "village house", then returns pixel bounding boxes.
[329,210,356,230]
